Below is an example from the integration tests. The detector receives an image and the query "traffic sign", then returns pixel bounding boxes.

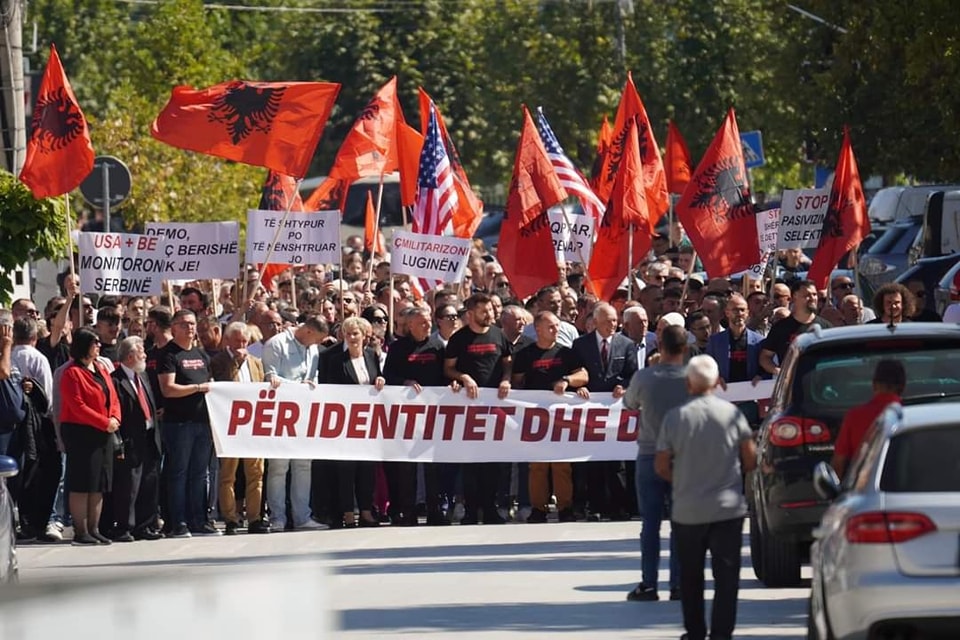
[740,130,765,169]
[80,155,132,209]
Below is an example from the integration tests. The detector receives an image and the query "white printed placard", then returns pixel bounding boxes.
[78,232,166,295]
[144,221,240,280]
[390,230,471,282]
[777,188,830,249]
[549,210,595,263]
[743,207,780,278]
[245,210,340,265]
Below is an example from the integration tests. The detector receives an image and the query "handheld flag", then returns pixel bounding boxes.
[19,44,94,199]
[364,190,386,256]
[675,108,759,278]
[151,80,340,178]
[665,120,692,196]
[807,128,870,289]
[413,104,459,236]
[328,77,402,182]
[535,108,605,224]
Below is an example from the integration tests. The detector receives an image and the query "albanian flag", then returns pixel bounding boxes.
[675,108,759,278]
[328,76,402,182]
[258,170,305,289]
[665,120,692,196]
[808,128,870,289]
[151,80,340,178]
[303,175,348,211]
[19,44,94,199]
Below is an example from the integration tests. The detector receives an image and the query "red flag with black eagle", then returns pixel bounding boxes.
[258,170,305,288]
[328,76,402,183]
[19,44,94,199]
[497,106,568,300]
[594,73,669,221]
[808,127,870,289]
[151,80,340,178]
[589,115,613,190]
[303,175,348,211]
[675,108,759,278]
[588,118,654,301]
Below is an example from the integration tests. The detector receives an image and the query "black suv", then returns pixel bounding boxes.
[749,323,960,587]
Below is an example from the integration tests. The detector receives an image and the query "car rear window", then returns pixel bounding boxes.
[793,343,960,415]
[880,426,960,492]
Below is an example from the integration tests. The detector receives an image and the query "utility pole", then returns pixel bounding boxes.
[0,0,25,175]
[614,0,630,74]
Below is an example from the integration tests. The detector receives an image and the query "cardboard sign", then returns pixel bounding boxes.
[144,221,240,280]
[778,188,830,249]
[549,210,595,263]
[246,210,340,265]
[78,232,166,295]
[390,230,471,283]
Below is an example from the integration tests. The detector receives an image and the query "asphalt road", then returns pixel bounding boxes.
[6,520,809,639]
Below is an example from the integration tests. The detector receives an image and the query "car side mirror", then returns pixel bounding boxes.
[812,461,841,501]
[0,455,18,479]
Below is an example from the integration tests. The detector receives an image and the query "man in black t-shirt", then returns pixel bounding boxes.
[760,280,831,377]
[512,311,588,523]
[384,306,456,526]
[158,309,217,538]
[444,292,512,525]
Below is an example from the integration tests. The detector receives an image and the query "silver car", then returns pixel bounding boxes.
[808,403,960,639]
[0,455,18,584]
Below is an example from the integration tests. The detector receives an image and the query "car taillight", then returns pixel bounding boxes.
[951,271,960,301]
[846,512,937,544]
[768,417,830,447]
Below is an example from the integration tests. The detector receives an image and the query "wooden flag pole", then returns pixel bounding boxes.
[246,178,303,310]
[628,222,635,299]
[679,249,699,308]
[63,194,83,327]
[366,173,386,294]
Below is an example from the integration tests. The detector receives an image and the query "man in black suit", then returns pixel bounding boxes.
[109,336,163,541]
[571,302,638,520]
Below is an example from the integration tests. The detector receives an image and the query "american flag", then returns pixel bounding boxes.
[535,107,605,224]
[413,105,459,236]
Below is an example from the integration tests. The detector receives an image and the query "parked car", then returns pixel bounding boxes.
[894,253,960,316]
[298,173,405,242]
[934,257,960,317]
[472,206,504,253]
[0,455,18,584]
[808,402,960,639]
[749,323,960,587]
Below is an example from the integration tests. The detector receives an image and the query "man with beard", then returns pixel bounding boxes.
[707,294,765,426]
[759,280,831,378]
[512,311,588,523]
[521,286,579,347]
[444,292,512,525]
[383,306,457,526]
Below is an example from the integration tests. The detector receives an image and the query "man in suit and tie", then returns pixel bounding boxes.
[571,303,638,520]
[109,336,163,542]
[211,322,272,534]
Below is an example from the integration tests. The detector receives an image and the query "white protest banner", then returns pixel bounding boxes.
[245,209,340,265]
[549,210,595,263]
[390,230,471,283]
[144,221,240,280]
[78,232,166,295]
[743,207,781,278]
[207,381,772,462]
[777,188,830,249]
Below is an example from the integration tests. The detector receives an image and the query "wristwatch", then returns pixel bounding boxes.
[562,376,571,385]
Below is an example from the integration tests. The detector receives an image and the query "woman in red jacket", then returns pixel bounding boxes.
[59,327,122,546]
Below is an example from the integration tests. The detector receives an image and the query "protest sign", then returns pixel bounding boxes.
[78,232,166,295]
[390,230,471,283]
[246,210,340,265]
[207,381,773,462]
[778,188,830,249]
[742,207,781,278]
[144,221,240,280]
[549,210,595,263]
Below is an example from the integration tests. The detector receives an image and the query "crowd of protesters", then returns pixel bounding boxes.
[2,225,959,637]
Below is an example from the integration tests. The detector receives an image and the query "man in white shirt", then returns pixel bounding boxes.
[521,286,579,347]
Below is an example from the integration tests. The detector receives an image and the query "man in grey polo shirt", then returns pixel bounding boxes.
[655,354,757,640]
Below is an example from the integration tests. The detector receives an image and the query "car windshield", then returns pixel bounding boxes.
[880,425,960,492]
[793,341,960,415]
[341,183,403,227]
[866,220,921,255]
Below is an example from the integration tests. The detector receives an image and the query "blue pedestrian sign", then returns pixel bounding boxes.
[740,130,765,169]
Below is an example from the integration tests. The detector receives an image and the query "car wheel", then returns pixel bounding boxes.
[758,507,802,587]
[750,512,765,581]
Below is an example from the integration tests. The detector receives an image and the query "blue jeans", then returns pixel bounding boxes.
[635,453,679,590]
[163,422,212,530]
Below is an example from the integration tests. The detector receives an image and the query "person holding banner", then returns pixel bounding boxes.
[444,292,513,525]
[383,307,454,526]
[318,317,385,528]
[511,311,589,524]
[158,310,218,538]
[262,316,330,531]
